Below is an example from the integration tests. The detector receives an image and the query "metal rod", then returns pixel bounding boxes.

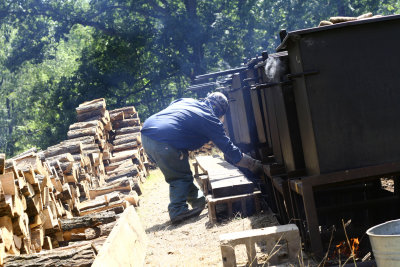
[251,80,292,90]
[195,66,247,80]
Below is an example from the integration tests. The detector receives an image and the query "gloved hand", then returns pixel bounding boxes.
[236,154,264,176]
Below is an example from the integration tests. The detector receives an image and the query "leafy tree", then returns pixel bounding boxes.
[0,0,398,155]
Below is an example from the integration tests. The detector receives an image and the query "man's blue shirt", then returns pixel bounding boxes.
[141,98,242,163]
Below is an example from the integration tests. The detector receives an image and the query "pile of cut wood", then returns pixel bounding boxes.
[0,98,148,265]
[318,12,381,27]
[191,141,216,157]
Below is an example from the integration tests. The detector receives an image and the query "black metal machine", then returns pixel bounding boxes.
[190,14,400,261]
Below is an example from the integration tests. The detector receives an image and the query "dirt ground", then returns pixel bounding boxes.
[136,168,316,267]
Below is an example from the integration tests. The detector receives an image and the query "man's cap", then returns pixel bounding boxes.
[206,92,229,117]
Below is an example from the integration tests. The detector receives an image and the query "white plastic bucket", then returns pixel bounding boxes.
[367,219,400,266]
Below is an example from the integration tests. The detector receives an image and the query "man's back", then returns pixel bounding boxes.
[141,98,217,150]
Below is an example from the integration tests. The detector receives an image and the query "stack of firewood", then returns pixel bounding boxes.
[318,12,381,27]
[0,99,148,265]
[191,141,216,157]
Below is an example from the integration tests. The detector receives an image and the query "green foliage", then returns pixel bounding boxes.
[0,0,398,156]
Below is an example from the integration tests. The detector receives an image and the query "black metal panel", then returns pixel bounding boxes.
[266,54,305,173]
[282,16,400,175]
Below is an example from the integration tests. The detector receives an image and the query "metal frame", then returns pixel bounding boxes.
[269,161,400,258]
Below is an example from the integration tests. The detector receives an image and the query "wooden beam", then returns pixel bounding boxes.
[92,206,147,267]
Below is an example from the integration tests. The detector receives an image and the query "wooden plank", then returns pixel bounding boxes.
[92,206,147,267]
[195,155,254,198]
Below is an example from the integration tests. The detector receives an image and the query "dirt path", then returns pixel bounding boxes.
[137,169,283,267]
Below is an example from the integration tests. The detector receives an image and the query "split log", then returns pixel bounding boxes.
[79,98,105,107]
[104,159,132,173]
[115,126,141,135]
[79,200,126,216]
[329,16,357,23]
[31,226,44,252]
[13,155,46,175]
[78,196,108,212]
[76,101,106,115]
[21,182,35,198]
[44,143,82,158]
[113,135,139,146]
[67,126,102,140]
[357,12,373,19]
[112,118,140,129]
[0,216,15,252]
[89,179,132,199]
[0,172,17,195]
[112,141,139,153]
[109,106,136,117]
[106,165,139,180]
[11,148,38,160]
[60,210,116,231]
[109,111,124,122]
[124,191,140,207]
[59,183,73,200]
[114,132,141,144]
[69,120,103,132]
[25,196,42,217]
[43,236,53,250]
[4,243,97,267]
[77,109,105,122]
[46,153,74,163]
[61,136,95,145]
[0,154,5,174]
[12,213,29,237]
[42,208,58,230]
[110,150,139,164]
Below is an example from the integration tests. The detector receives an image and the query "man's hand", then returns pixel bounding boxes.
[250,159,264,176]
[236,154,264,176]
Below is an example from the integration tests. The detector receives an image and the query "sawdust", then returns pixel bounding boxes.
[136,169,309,267]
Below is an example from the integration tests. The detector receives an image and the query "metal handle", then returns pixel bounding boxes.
[287,70,319,79]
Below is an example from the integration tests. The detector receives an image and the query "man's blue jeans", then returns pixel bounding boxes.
[142,135,205,220]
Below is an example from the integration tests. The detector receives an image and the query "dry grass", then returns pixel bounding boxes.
[137,169,285,267]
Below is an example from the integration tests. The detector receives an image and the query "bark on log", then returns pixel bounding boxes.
[329,16,357,23]
[4,243,96,267]
[106,165,138,179]
[11,148,38,160]
[109,111,124,122]
[44,143,82,158]
[77,110,105,122]
[112,141,139,152]
[76,101,106,115]
[67,126,101,140]
[113,135,139,146]
[110,150,139,163]
[109,106,136,115]
[104,159,132,173]
[89,179,132,199]
[357,12,373,19]
[79,200,126,216]
[69,120,103,131]
[114,132,141,142]
[60,210,116,231]
[115,126,141,135]
[46,153,74,163]
[61,136,95,145]
[112,118,140,129]
[78,196,108,212]
[79,98,105,107]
